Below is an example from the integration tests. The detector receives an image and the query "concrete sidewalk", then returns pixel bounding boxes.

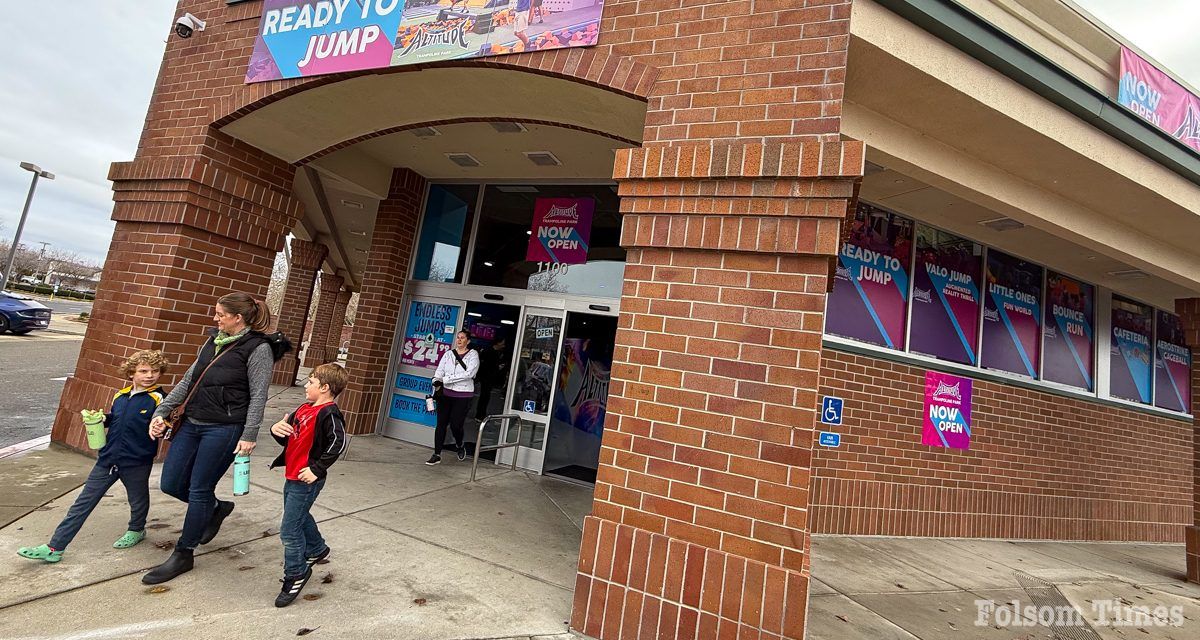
[1,382,1198,639]
[0,384,586,639]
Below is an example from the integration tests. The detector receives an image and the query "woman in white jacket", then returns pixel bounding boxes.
[426,330,480,465]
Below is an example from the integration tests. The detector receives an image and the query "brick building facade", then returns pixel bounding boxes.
[51,0,1200,637]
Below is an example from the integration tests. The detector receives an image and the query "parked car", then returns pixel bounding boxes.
[0,291,51,334]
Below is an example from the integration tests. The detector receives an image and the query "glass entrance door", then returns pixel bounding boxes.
[497,307,566,471]
[543,312,617,483]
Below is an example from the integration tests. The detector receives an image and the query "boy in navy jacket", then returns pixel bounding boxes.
[18,351,168,563]
[269,362,348,607]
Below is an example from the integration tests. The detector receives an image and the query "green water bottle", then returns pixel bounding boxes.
[81,410,106,450]
[232,454,251,496]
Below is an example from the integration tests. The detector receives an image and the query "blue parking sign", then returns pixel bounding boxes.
[523,400,537,413]
[820,396,843,425]
[819,432,841,447]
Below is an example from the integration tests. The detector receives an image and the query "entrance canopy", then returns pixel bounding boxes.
[215,65,647,290]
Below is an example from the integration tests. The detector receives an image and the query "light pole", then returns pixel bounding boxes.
[1,162,54,291]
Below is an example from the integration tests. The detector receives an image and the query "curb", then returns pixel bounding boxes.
[0,435,52,460]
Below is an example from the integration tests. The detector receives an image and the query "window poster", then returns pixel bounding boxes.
[399,300,460,371]
[1042,272,1094,390]
[909,226,983,364]
[825,203,913,350]
[981,251,1042,378]
[1154,310,1191,412]
[1109,296,1154,404]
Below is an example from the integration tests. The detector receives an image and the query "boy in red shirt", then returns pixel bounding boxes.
[268,363,348,607]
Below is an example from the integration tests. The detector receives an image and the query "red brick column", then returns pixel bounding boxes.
[1179,298,1200,584]
[340,168,425,434]
[326,289,354,358]
[53,153,301,451]
[303,273,345,368]
[272,239,327,385]
[571,141,861,640]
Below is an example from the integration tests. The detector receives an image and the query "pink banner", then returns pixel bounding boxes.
[922,371,972,450]
[526,198,594,265]
[1118,47,1200,152]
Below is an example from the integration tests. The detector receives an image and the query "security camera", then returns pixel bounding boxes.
[174,13,206,39]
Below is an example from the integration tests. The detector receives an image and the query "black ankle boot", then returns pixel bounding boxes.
[200,500,235,545]
[142,548,194,585]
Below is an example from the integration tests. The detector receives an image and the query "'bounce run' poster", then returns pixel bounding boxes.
[246,0,605,82]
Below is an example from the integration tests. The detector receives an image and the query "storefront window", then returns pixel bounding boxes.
[1042,272,1094,390]
[909,225,982,365]
[413,184,478,283]
[1109,296,1154,404]
[1154,310,1191,412]
[825,203,913,350]
[981,251,1042,378]
[468,184,624,297]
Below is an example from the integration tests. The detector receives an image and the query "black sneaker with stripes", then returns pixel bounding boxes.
[275,567,313,607]
[306,546,330,568]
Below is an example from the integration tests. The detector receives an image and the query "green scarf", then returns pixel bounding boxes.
[213,328,249,353]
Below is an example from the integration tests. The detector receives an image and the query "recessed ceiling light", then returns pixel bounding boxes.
[496,185,539,193]
[340,199,363,209]
[1107,269,1147,279]
[483,261,495,267]
[410,126,441,138]
[467,312,483,318]
[500,319,515,325]
[978,217,1025,232]
[354,248,368,253]
[349,230,367,236]
[526,230,532,236]
[489,122,527,133]
[523,151,561,166]
[446,153,481,167]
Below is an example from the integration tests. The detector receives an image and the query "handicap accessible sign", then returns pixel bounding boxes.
[922,371,972,450]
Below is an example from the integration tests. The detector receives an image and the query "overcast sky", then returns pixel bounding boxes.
[0,1,1196,265]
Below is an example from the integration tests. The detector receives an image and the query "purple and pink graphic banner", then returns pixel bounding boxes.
[922,371,972,450]
[1042,272,1094,390]
[526,197,594,265]
[1118,47,1200,153]
[909,227,982,365]
[1154,311,1191,413]
[246,0,605,83]
[1109,297,1153,404]
[982,251,1042,378]
[825,203,913,350]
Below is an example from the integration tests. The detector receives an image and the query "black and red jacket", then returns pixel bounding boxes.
[269,403,348,479]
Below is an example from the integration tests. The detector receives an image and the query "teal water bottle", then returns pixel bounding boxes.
[232,454,251,496]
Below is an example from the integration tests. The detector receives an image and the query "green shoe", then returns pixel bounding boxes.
[113,530,146,549]
[17,544,63,563]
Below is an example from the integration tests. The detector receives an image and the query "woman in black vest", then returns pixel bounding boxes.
[142,292,274,584]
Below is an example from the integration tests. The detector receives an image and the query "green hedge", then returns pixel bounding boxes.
[5,282,95,301]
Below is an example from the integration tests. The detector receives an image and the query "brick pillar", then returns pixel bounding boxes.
[303,274,345,368]
[570,141,861,640]
[53,153,301,451]
[340,168,425,434]
[1179,298,1200,584]
[326,289,354,358]
[272,239,327,385]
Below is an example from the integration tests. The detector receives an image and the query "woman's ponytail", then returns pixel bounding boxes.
[217,292,272,332]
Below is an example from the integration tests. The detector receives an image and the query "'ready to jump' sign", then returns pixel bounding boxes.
[922,370,972,450]
[526,197,594,265]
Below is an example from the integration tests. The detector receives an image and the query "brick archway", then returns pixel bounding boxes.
[212,51,658,129]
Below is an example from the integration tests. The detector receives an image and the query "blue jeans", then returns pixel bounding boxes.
[49,462,151,551]
[159,421,243,550]
[281,478,328,578]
